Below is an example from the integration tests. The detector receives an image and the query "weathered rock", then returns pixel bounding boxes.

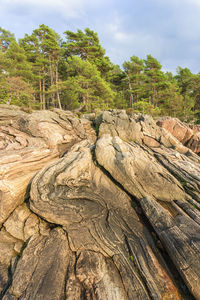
[95,111,200,299]
[4,203,32,240]
[3,228,70,300]
[29,143,180,299]
[0,202,50,297]
[187,131,200,155]
[0,108,199,299]
[140,197,200,300]
[95,135,200,298]
[157,116,200,155]
[95,134,187,201]
[0,105,96,225]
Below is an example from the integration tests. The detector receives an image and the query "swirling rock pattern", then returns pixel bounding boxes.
[0,107,200,299]
[0,105,96,225]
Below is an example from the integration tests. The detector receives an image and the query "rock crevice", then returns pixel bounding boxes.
[0,106,199,299]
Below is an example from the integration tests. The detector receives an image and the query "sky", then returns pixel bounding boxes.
[0,0,200,74]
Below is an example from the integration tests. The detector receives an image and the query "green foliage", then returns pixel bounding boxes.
[0,27,15,52]
[0,76,36,108]
[5,41,34,80]
[64,28,112,76]
[0,24,199,121]
[20,24,63,109]
[61,56,115,111]
[113,91,128,109]
[180,180,187,187]
[132,100,161,116]
[18,240,29,258]
[175,67,197,121]
[123,55,146,107]
[0,39,36,108]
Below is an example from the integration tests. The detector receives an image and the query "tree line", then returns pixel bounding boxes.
[0,24,200,122]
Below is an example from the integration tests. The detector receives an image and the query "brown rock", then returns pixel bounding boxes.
[4,203,31,240]
[3,228,70,300]
[95,135,186,201]
[1,108,200,299]
[157,117,193,144]
[0,105,96,225]
[157,116,200,155]
[187,131,200,154]
[29,141,180,299]
[140,197,200,300]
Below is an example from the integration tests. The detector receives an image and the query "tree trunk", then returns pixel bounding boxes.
[39,78,42,110]
[126,72,133,107]
[6,93,12,105]
[49,56,56,107]
[42,78,46,110]
[55,63,62,110]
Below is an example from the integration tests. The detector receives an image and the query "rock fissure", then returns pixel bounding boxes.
[136,202,196,300]
[0,107,200,299]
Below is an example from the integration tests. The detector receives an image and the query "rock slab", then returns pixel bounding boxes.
[0,107,200,299]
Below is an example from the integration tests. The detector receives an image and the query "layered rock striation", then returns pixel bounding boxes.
[157,116,200,155]
[0,106,199,299]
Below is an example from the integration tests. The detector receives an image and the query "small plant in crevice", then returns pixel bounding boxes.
[191,203,199,210]
[131,201,138,209]
[94,122,99,135]
[180,180,187,187]
[18,240,29,258]
[92,113,103,135]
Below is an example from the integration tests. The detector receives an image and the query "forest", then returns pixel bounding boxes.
[0,24,200,123]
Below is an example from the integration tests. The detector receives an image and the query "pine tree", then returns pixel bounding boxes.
[64,28,111,76]
[0,27,15,52]
[0,40,35,107]
[123,56,146,107]
[20,25,62,109]
[159,80,183,118]
[0,76,35,107]
[175,67,196,120]
[54,56,115,111]
[144,55,169,107]
[5,41,34,80]
[190,74,200,122]
[107,64,127,109]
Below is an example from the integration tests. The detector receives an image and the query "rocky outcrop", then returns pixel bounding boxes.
[0,105,95,226]
[157,116,200,155]
[0,106,200,299]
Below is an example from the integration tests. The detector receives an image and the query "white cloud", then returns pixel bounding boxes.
[104,13,166,63]
[178,0,200,7]
[106,15,134,43]
[0,0,200,73]
[154,0,200,7]
[0,0,106,18]
[1,0,103,6]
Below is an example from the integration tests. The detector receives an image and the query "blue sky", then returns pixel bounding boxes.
[1,0,200,73]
